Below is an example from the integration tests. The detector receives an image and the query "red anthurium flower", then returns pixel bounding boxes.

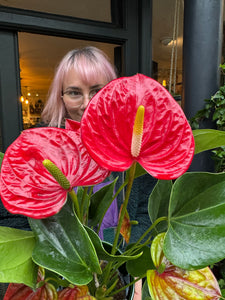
[58,285,96,300]
[0,127,110,219]
[147,233,221,300]
[4,268,58,300]
[81,74,195,180]
[4,282,57,300]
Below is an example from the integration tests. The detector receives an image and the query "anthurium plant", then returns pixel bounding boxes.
[0,74,225,300]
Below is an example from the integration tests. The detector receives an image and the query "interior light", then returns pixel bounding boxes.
[20,96,24,102]
[160,37,174,46]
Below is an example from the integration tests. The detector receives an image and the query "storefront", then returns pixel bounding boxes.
[0,0,152,152]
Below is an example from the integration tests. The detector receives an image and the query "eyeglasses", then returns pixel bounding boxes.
[62,87,102,102]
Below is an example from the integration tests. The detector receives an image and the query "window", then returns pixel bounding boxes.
[18,32,119,128]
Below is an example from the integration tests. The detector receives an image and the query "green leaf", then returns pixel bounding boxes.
[148,180,172,233]
[164,172,225,270]
[76,186,88,207]
[142,280,152,300]
[0,152,4,170]
[125,163,147,183]
[213,110,220,121]
[0,226,37,288]
[193,129,225,154]
[126,245,154,277]
[29,201,101,286]
[85,226,142,263]
[89,179,117,227]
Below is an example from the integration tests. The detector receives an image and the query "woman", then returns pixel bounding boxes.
[41,46,156,246]
[41,46,117,127]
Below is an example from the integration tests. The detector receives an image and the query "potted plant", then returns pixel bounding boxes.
[0,74,225,300]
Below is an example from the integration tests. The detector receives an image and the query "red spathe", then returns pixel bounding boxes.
[0,127,110,219]
[81,74,195,180]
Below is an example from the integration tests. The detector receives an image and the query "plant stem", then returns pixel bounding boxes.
[80,186,88,222]
[112,162,137,255]
[121,216,168,259]
[102,162,137,285]
[135,216,168,245]
[109,275,145,297]
[85,186,93,225]
[69,189,81,222]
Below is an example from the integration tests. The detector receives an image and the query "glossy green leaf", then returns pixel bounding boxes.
[85,226,142,263]
[89,179,117,226]
[193,129,225,154]
[164,172,225,270]
[0,152,4,170]
[29,202,101,286]
[148,180,172,233]
[126,245,154,277]
[0,226,37,288]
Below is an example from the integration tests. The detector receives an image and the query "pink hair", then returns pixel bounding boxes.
[41,46,117,127]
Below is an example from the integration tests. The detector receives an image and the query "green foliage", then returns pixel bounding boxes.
[190,64,225,172]
[126,245,154,277]
[189,85,225,131]
[0,227,37,288]
[142,280,151,300]
[29,202,101,286]
[193,129,225,154]
[148,180,172,234]
[164,172,225,270]
[85,226,142,263]
[125,163,147,181]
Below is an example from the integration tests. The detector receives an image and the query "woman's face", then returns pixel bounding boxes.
[62,69,108,122]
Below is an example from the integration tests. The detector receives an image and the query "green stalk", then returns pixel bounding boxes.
[112,162,137,255]
[134,216,167,246]
[80,186,88,223]
[102,162,137,285]
[69,189,82,222]
[85,186,93,225]
[121,216,168,258]
[109,275,146,297]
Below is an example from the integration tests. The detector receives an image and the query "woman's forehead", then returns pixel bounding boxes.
[62,68,108,91]
[65,66,108,86]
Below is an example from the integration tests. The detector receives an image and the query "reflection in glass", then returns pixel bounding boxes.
[152,0,183,97]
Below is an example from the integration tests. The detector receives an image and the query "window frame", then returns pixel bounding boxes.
[0,0,152,151]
